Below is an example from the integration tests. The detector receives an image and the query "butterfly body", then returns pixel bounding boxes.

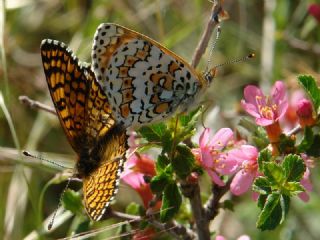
[41,39,127,221]
[92,23,209,127]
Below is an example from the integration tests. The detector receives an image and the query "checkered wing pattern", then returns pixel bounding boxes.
[83,127,127,220]
[92,23,208,127]
[41,39,115,151]
[40,39,127,221]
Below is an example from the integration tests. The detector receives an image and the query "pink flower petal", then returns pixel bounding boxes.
[200,148,214,168]
[271,81,286,103]
[244,85,265,106]
[231,170,255,195]
[207,169,225,186]
[240,145,259,160]
[210,128,233,150]
[255,117,274,126]
[277,100,289,120]
[215,236,226,240]
[241,101,261,118]
[238,235,251,240]
[199,128,211,148]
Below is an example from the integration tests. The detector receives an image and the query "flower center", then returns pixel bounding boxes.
[256,96,277,120]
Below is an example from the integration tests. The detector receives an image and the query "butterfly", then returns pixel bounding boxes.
[91,23,215,128]
[40,39,128,221]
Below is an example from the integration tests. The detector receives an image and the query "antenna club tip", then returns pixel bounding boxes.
[22,150,31,156]
[48,223,53,230]
[248,53,255,58]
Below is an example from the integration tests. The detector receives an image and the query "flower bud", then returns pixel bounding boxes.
[296,99,316,127]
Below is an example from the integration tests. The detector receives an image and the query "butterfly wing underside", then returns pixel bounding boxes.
[83,127,127,221]
[41,39,126,221]
[91,23,206,127]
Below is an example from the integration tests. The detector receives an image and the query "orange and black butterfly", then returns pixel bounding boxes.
[40,39,128,221]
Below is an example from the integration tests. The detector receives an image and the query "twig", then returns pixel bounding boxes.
[180,180,210,240]
[110,210,195,239]
[19,95,56,115]
[284,32,320,55]
[286,124,302,136]
[204,178,232,220]
[191,0,223,68]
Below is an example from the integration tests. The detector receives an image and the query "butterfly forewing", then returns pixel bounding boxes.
[40,39,127,221]
[91,23,207,127]
[41,39,90,152]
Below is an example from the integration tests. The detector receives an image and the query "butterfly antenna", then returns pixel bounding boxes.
[47,169,74,230]
[23,150,70,169]
[204,53,255,84]
[205,25,221,73]
[213,53,255,69]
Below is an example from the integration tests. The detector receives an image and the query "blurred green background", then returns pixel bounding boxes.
[1,0,320,239]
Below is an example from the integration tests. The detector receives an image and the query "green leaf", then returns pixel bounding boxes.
[257,194,268,210]
[297,127,314,153]
[160,182,182,222]
[280,195,290,224]
[298,75,320,112]
[253,127,269,149]
[126,202,143,216]
[139,123,168,142]
[162,131,174,153]
[253,177,271,195]
[256,193,282,230]
[179,106,202,127]
[156,154,170,173]
[172,144,195,179]
[62,189,83,215]
[283,182,305,195]
[257,148,272,172]
[306,134,320,157]
[222,200,234,211]
[150,173,171,193]
[282,154,306,182]
[278,134,296,154]
[264,162,285,185]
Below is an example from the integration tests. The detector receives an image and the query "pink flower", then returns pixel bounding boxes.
[299,154,313,202]
[192,128,238,186]
[241,81,288,126]
[296,98,316,127]
[216,235,250,240]
[309,4,320,23]
[121,153,158,209]
[241,81,288,144]
[282,89,305,130]
[227,145,260,196]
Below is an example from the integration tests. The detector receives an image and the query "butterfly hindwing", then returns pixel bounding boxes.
[91,23,206,127]
[83,125,128,221]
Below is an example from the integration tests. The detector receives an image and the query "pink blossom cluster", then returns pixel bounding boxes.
[192,81,313,200]
[121,81,314,211]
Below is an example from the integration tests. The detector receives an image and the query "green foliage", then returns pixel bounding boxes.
[257,148,272,172]
[150,172,171,193]
[172,145,195,179]
[253,154,306,230]
[238,118,269,149]
[278,134,296,154]
[62,189,83,216]
[160,182,182,222]
[256,193,290,231]
[298,75,320,113]
[126,202,143,216]
[297,127,314,153]
[140,107,201,221]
